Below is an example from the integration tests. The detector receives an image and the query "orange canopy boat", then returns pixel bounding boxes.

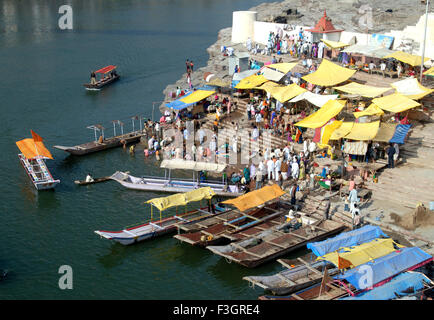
[16,130,60,190]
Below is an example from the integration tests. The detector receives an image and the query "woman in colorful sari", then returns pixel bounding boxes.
[299,161,305,180]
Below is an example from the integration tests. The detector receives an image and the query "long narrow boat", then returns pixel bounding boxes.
[16,130,60,190]
[109,159,243,197]
[206,218,346,268]
[83,65,120,90]
[54,130,143,156]
[74,176,110,185]
[95,187,225,245]
[244,259,338,296]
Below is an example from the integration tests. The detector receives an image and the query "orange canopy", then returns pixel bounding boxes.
[222,184,285,212]
[16,138,53,159]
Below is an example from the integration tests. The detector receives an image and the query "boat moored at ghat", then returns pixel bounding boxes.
[110,159,244,197]
[16,130,60,190]
[95,187,227,245]
[54,125,143,156]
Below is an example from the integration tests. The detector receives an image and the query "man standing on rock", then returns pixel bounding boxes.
[186,59,190,73]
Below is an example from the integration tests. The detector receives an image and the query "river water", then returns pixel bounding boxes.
[0,0,309,299]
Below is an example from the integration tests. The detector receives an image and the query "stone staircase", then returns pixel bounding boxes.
[200,96,290,159]
[399,122,434,169]
[364,121,434,209]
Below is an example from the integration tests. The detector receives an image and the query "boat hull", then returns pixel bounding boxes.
[83,75,120,89]
[54,132,142,156]
[18,154,60,190]
[110,171,242,197]
[95,206,224,245]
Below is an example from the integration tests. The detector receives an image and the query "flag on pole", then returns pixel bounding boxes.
[31,130,43,142]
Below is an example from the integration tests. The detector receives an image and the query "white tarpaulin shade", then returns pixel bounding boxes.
[232,70,258,81]
[290,91,339,107]
[390,78,434,100]
[342,44,394,59]
[160,159,227,173]
[262,68,286,82]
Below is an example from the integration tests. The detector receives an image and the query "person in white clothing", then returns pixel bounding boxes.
[274,158,282,181]
[85,173,94,183]
[291,160,299,179]
[250,163,256,179]
[267,158,275,180]
[380,61,386,77]
[258,160,265,174]
[264,148,271,161]
[283,145,290,161]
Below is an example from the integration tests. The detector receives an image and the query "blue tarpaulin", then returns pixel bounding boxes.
[307,225,388,257]
[165,91,194,110]
[334,247,433,290]
[340,271,430,300]
[389,124,411,144]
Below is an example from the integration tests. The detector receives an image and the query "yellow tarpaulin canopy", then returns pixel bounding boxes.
[255,81,280,92]
[423,66,434,76]
[353,103,385,118]
[235,74,268,89]
[318,238,404,269]
[334,82,391,98]
[180,90,215,104]
[302,59,356,86]
[390,78,434,100]
[373,123,397,142]
[319,120,343,147]
[343,121,380,141]
[330,122,354,140]
[16,138,53,160]
[384,51,430,67]
[295,99,346,129]
[146,187,216,211]
[222,184,285,212]
[257,83,307,103]
[208,78,231,87]
[372,93,421,113]
[266,62,298,74]
[321,39,350,49]
[271,84,307,103]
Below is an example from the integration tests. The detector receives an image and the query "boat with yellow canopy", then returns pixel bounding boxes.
[94,187,228,245]
[16,130,60,190]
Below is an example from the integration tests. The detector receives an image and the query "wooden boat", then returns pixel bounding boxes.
[95,187,226,245]
[174,201,292,247]
[74,176,110,185]
[258,240,434,300]
[54,130,143,156]
[83,65,119,90]
[259,277,350,300]
[174,185,292,247]
[109,159,243,197]
[243,258,338,295]
[206,218,346,268]
[16,130,60,190]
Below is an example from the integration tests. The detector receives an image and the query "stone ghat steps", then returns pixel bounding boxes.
[367,185,430,209]
[364,166,434,207]
[201,121,288,150]
[366,180,434,205]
